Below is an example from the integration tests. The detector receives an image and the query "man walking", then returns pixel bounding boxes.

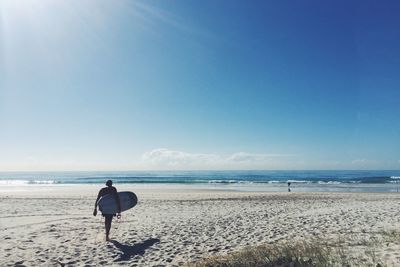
[93,180,121,241]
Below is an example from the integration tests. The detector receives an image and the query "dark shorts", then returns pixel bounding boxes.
[102,214,115,218]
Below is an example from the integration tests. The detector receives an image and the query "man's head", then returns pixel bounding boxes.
[106,180,113,187]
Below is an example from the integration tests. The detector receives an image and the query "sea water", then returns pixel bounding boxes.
[0,170,400,193]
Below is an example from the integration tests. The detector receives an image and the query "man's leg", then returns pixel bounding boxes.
[105,215,113,241]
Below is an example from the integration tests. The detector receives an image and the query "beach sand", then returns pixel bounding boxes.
[1,185,400,266]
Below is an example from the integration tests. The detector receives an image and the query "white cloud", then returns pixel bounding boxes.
[139,148,294,170]
[351,159,379,166]
[227,152,292,163]
[141,148,221,167]
[349,159,400,170]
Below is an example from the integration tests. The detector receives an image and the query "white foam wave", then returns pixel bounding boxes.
[208,180,240,184]
[317,181,342,185]
[287,180,310,184]
[0,180,29,185]
[0,180,58,185]
[31,180,58,184]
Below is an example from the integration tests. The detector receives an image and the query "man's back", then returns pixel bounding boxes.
[99,186,117,198]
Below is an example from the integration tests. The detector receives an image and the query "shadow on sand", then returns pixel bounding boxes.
[111,238,160,262]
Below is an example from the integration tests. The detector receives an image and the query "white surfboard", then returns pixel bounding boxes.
[98,191,137,215]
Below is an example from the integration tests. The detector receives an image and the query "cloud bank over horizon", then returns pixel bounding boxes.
[139,148,295,170]
[137,149,400,171]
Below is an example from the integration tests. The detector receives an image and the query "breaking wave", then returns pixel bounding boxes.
[0,171,399,185]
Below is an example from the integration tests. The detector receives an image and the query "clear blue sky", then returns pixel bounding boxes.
[0,0,399,170]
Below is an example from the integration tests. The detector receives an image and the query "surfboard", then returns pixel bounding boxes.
[98,191,137,215]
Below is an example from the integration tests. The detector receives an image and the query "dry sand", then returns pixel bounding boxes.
[1,185,400,266]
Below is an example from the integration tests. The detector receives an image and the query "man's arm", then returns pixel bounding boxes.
[93,190,102,216]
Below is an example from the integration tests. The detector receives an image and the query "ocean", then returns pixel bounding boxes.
[1,170,400,193]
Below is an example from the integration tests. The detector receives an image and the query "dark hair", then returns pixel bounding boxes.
[106,180,113,186]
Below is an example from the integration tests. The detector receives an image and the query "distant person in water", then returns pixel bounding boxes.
[287,182,291,192]
[93,180,121,241]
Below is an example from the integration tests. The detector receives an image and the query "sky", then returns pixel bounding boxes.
[0,0,399,171]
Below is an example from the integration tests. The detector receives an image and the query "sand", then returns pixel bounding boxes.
[1,185,400,266]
